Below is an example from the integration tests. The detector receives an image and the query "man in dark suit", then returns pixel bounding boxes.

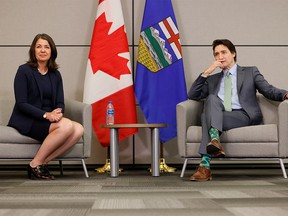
[188,39,288,181]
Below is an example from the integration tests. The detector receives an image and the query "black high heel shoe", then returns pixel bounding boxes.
[27,164,51,180]
[42,164,55,180]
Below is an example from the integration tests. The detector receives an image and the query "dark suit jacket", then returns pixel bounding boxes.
[8,63,65,134]
[188,65,287,125]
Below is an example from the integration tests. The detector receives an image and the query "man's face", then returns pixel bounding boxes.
[213,44,236,70]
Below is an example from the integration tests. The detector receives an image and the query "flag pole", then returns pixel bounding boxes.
[84,0,138,173]
[135,0,187,174]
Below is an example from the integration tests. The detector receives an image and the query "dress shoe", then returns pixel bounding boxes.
[42,164,55,180]
[206,139,226,157]
[190,165,212,181]
[27,164,51,180]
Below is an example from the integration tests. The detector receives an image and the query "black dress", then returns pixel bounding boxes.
[27,72,52,141]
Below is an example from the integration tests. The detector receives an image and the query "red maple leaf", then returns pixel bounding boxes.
[89,13,130,79]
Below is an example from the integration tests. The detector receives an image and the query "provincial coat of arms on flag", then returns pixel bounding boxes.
[138,16,182,73]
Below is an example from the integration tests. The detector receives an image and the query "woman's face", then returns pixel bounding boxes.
[35,38,51,64]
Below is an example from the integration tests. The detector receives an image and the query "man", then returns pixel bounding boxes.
[188,39,288,181]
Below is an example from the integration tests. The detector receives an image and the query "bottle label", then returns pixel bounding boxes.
[107,110,114,115]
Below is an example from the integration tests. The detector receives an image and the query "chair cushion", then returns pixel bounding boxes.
[187,124,278,143]
[0,126,40,144]
[185,142,279,158]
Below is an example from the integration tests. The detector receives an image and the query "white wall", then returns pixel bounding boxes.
[1,0,288,165]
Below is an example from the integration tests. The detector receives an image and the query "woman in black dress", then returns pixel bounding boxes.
[8,33,84,180]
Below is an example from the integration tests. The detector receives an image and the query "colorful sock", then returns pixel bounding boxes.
[209,127,220,142]
[200,155,211,168]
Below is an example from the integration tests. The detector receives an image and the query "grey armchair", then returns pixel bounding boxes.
[0,97,92,177]
[176,94,288,178]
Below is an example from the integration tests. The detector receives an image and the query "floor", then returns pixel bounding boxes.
[0,166,288,216]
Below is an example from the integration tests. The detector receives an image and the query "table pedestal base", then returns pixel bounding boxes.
[102,124,167,178]
[95,159,123,173]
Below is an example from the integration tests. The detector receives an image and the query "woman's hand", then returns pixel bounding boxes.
[45,108,63,122]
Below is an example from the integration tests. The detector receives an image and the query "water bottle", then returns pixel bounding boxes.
[106,101,114,125]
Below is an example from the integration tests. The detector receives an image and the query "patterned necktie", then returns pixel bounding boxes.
[224,71,232,111]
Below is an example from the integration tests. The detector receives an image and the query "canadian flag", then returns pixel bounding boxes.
[83,0,138,147]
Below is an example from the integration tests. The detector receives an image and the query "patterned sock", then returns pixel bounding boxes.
[209,127,220,142]
[200,155,211,168]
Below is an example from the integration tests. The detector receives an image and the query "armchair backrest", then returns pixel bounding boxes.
[257,94,280,125]
[0,97,14,126]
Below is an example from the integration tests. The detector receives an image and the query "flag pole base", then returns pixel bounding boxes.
[94,159,123,173]
[148,158,176,173]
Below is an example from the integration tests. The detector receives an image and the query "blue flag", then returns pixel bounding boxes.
[135,0,187,143]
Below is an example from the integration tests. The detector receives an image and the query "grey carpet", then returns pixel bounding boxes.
[0,168,288,216]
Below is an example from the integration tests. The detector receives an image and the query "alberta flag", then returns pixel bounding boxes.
[135,0,187,143]
[83,0,138,147]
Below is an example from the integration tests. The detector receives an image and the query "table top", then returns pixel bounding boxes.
[101,123,167,129]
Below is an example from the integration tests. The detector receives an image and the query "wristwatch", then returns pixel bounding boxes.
[43,113,47,119]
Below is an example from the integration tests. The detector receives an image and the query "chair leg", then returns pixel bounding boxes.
[59,160,64,176]
[180,158,188,178]
[81,159,89,178]
[279,159,287,179]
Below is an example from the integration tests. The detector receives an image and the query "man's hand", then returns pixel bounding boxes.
[202,60,223,77]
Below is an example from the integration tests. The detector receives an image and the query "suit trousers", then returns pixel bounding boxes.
[199,95,251,155]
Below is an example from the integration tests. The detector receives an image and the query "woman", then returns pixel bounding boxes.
[8,33,84,180]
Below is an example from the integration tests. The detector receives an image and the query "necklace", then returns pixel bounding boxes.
[38,68,48,75]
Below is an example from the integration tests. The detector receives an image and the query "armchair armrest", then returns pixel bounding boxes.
[176,99,203,157]
[278,100,288,157]
[64,99,92,158]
